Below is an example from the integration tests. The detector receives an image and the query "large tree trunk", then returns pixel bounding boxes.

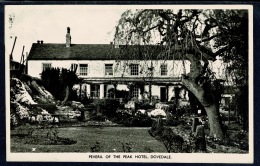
[205,104,224,138]
[182,54,224,140]
[183,78,224,139]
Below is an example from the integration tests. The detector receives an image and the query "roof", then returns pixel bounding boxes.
[27,43,190,61]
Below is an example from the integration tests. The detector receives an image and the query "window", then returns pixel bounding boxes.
[130,64,139,76]
[90,84,100,98]
[105,64,113,76]
[160,64,167,76]
[132,85,139,98]
[42,63,52,71]
[79,64,88,76]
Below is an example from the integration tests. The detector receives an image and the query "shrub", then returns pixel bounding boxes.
[90,141,102,152]
[148,117,184,153]
[92,99,120,117]
[90,113,107,121]
[122,142,132,152]
[137,102,154,110]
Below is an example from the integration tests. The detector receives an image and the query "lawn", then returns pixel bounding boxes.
[11,126,167,153]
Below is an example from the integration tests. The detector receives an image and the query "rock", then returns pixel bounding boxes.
[23,82,33,95]
[31,81,54,101]
[11,78,36,105]
[150,109,166,117]
[124,101,136,110]
[15,92,37,105]
[71,101,84,109]
[11,101,29,119]
[10,77,54,125]
[155,103,169,110]
[137,109,146,114]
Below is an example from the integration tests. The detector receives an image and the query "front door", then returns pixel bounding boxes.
[160,87,167,102]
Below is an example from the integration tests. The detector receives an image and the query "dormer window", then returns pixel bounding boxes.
[130,64,139,76]
[160,64,167,76]
[79,64,88,76]
[42,63,52,71]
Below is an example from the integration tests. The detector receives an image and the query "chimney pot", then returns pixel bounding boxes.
[37,40,40,44]
[66,27,71,47]
[41,40,43,44]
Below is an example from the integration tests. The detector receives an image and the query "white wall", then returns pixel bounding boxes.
[27,60,115,78]
[27,59,191,79]
[114,60,191,78]
[27,57,228,81]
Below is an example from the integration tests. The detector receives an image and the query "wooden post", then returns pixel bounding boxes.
[166,84,169,102]
[24,52,28,74]
[228,107,230,125]
[79,81,82,100]
[192,117,200,133]
[10,36,17,60]
[84,84,87,98]
[113,83,118,99]
[149,81,152,103]
[19,46,25,71]
[194,125,206,152]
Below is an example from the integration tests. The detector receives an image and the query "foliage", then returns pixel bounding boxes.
[41,67,79,102]
[41,68,61,98]
[232,84,248,130]
[121,142,132,152]
[114,9,249,139]
[137,101,154,110]
[148,118,184,153]
[92,99,120,118]
[129,112,153,127]
[111,109,153,127]
[90,141,102,152]
[60,68,79,89]
[165,114,179,126]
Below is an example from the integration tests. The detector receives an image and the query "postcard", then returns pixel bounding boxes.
[5,4,254,163]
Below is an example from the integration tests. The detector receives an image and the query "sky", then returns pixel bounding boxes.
[5,5,127,62]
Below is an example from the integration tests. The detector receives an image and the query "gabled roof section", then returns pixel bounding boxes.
[27,43,189,61]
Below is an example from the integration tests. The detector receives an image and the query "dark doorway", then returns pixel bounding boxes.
[160,87,167,102]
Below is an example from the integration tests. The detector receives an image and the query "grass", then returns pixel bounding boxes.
[11,126,167,153]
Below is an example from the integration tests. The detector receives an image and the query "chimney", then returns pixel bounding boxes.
[66,27,71,47]
[41,40,43,44]
[114,39,119,48]
[37,40,40,44]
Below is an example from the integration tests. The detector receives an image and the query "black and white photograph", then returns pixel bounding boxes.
[5,4,253,163]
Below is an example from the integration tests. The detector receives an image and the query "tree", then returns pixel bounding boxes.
[41,66,78,105]
[41,68,61,98]
[60,68,79,105]
[114,9,248,139]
